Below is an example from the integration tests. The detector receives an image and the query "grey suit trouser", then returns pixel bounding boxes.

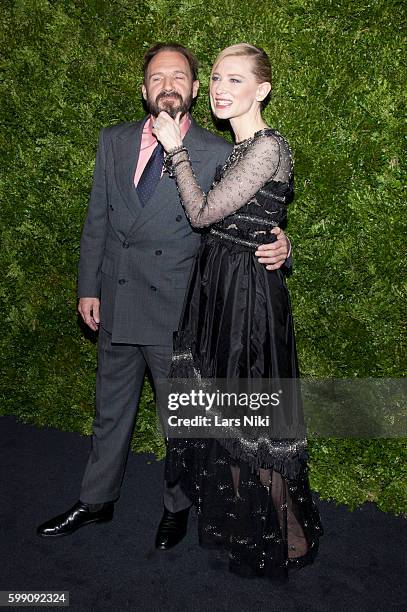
[79,326,191,513]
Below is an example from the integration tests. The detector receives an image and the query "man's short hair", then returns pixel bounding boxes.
[143,43,199,82]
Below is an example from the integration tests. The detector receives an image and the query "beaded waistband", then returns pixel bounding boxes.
[208,229,261,249]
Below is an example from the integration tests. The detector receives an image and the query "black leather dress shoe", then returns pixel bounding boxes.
[36,501,114,538]
[155,506,190,550]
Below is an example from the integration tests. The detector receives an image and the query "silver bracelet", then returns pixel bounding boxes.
[165,145,187,161]
[163,146,189,177]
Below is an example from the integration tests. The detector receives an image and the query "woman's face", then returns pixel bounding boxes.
[209,55,266,120]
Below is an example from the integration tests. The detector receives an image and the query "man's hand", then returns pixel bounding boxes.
[255,227,291,271]
[152,111,183,152]
[78,297,100,331]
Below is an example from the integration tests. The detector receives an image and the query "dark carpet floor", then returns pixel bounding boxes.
[1,415,406,612]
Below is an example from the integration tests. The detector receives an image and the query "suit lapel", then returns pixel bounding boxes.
[112,118,147,221]
[182,118,210,158]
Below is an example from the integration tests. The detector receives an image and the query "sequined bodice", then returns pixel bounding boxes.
[209,129,294,248]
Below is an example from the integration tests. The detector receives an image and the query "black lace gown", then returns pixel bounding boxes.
[164,128,324,581]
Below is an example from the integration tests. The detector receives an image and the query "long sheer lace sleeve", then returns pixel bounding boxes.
[168,131,292,228]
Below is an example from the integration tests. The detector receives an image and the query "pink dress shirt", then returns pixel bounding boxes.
[134,114,192,186]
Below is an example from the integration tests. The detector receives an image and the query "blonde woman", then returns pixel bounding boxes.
[154,43,323,581]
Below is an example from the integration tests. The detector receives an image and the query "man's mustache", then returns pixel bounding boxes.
[155,91,183,104]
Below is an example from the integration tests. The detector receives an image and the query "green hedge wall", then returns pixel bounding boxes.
[1,0,406,514]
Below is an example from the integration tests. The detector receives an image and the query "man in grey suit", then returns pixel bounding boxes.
[37,43,291,548]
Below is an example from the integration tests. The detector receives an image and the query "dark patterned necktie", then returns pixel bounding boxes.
[136,143,165,207]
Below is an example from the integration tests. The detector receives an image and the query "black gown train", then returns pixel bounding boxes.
[163,128,324,581]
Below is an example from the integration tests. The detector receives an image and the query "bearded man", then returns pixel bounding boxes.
[37,43,291,548]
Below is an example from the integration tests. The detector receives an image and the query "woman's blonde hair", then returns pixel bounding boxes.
[211,43,272,87]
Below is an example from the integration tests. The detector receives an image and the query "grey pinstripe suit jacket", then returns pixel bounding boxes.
[77,116,232,344]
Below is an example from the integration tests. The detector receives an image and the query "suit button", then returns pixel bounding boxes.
[118,279,126,285]
[176,215,182,222]
[150,285,157,291]
[155,250,162,256]
[109,205,114,210]
[123,241,129,249]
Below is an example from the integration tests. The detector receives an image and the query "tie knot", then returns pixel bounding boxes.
[155,142,164,156]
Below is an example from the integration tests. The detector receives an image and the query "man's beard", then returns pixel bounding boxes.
[147,90,192,119]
